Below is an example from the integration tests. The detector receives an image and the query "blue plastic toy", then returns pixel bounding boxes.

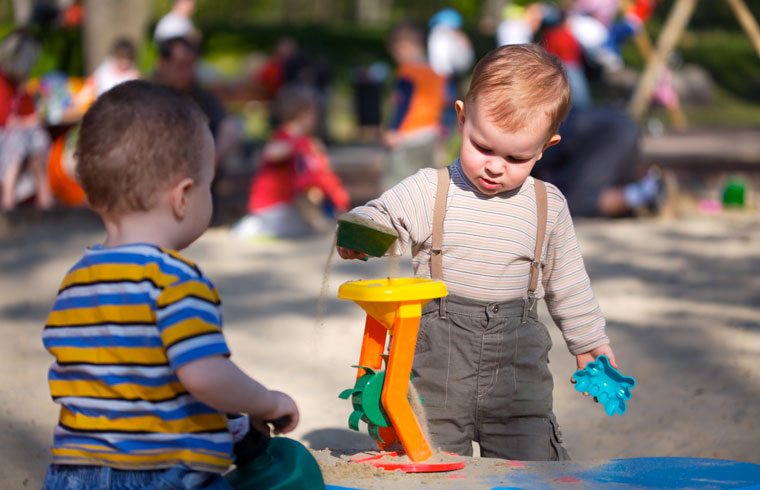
[572,355,636,416]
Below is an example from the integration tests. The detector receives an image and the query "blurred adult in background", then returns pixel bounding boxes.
[525,4,663,217]
[427,8,474,137]
[0,31,52,211]
[496,2,544,46]
[153,0,200,45]
[534,107,662,217]
[154,37,240,169]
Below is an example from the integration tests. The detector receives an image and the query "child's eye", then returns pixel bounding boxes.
[473,142,492,154]
[508,156,530,163]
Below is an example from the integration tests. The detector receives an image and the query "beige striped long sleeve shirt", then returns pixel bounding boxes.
[351,160,608,355]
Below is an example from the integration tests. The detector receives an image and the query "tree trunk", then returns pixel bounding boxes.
[11,0,33,25]
[82,0,152,74]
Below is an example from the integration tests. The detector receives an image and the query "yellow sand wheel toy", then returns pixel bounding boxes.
[338,278,465,472]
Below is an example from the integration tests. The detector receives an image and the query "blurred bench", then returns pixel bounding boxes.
[641,128,760,215]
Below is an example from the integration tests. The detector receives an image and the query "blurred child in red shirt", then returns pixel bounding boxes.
[232,85,349,239]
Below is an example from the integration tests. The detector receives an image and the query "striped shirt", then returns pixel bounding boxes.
[352,160,608,354]
[42,244,233,473]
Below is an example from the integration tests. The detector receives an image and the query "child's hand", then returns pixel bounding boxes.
[252,391,299,435]
[337,246,368,261]
[306,186,325,205]
[572,344,618,396]
[575,344,617,371]
[383,130,401,149]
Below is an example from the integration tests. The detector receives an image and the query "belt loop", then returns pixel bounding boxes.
[100,465,112,488]
[438,296,447,320]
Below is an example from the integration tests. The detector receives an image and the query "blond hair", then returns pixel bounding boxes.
[465,44,571,136]
[76,80,208,214]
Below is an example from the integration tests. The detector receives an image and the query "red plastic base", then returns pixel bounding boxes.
[350,451,466,473]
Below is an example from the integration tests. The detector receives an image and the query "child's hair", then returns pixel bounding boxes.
[388,21,425,49]
[111,37,136,61]
[76,80,208,214]
[465,43,571,136]
[272,84,317,124]
[158,36,198,62]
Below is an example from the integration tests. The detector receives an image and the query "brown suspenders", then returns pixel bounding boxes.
[431,167,548,310]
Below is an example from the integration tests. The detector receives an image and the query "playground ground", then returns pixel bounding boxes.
[0,207,759,488]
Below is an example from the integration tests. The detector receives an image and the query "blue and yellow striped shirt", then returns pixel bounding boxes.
[42,244,233,473]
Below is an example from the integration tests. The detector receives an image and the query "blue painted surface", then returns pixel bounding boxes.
[324,457,760,490]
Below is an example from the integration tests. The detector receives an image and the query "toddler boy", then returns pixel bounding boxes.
[42,80,298,488]
[338,44,616,460]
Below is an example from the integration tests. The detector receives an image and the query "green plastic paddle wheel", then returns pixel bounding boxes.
[338,366,393,444]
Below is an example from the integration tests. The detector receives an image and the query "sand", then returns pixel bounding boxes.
[1,210,759,488]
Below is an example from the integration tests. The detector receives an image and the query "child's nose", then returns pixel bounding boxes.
[484,158,505,175]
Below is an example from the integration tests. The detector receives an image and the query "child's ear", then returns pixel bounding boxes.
[170,177,194,220]
[544,134,561,150]
[454,100,465,132]
[537,134,561,161]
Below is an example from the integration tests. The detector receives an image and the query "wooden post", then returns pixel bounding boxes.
[724,0,760,61]
[627,0,698,121]
[633,29,688,130]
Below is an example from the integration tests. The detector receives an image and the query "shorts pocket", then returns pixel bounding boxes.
[414,312,434,354]
[528,318,552,351]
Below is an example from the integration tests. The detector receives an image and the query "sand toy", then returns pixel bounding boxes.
[572,355,636,416]
[338,277,465,472]
[336,213,398,258]
[226,418,325,489]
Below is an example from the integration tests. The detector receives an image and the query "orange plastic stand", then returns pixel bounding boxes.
[48,133,86,207]
[339,278,448,464]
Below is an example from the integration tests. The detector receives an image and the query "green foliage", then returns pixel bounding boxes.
[682,87,760,127]
[30,27,83,78]
[201,22,389,66]
[655,0,760,32]
[679,31,760,103]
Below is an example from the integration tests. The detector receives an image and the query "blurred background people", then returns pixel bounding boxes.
[153,0,200,45]
[535,107,662,217]
[496,2,544,46]
[254,37,298,103]
[232,86,349,239]
[91,38,140,97]
[427,8,474,138]
[525,3,664,217]
[279,45,331,141]
[382,22,444,191]
[0,30,52,211]
[154,36,240,169]
[492,2,663,217]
